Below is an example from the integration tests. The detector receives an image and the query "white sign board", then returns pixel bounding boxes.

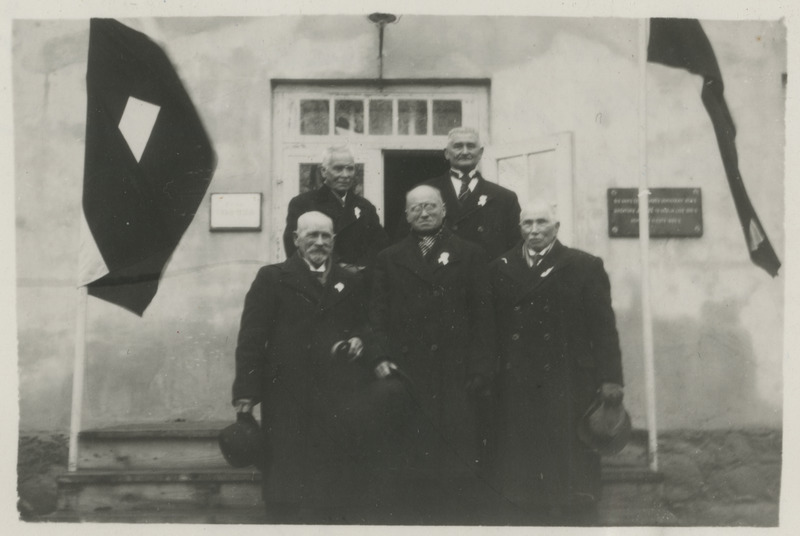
[209,193,262,231]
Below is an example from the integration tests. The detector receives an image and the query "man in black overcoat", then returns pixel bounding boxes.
[283,145,389,276]
[233,211,403,523]
[370,185,498,523]
[420,127,521,261]
[489,201,625,525]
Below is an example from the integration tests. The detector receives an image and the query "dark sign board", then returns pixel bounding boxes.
[608,188,702,238]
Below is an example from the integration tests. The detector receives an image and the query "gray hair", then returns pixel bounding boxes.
[447,126,481,146]
[320,145,353,168]
[520,201,559,224]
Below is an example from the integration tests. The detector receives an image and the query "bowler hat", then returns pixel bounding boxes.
[219,412,268,469]
[577,396,632,455]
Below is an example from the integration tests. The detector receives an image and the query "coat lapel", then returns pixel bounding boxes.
[428,229,463,275]
[393,234,435,284]
[453,177,494,223]
[280,253,325,304]
[505,241,567,303]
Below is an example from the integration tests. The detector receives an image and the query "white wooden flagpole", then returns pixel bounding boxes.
[638,18,659,472]
[68,286,88,472]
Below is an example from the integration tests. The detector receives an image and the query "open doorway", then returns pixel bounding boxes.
[383,150,449,238]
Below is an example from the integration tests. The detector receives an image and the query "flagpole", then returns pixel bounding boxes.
[68,286,88,472]
[638,18,659,472]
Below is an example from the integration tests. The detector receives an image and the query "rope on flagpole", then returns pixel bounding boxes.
[638,18,659,473]
[68,286,88,472]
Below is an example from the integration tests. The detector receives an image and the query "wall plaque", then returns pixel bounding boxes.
[608,188,702,238]
[209,193,262,231]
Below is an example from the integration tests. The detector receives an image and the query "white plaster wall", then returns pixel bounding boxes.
[14,16,784,432]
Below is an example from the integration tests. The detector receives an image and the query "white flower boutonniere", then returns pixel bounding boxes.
[334,282,345,292]
[540,267,554,278]
[477,195,488,207]
[354,207,361,219]
[438,252,450,265]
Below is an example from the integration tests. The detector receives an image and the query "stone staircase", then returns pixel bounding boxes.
[48,423,676,525]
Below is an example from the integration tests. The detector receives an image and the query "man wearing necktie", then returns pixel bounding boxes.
[283,145,389,278]
[489,201,625,526]
[233,211,403,523]
[421,127,521,261]
[369,185,498,523]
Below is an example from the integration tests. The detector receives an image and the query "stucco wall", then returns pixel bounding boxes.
[14,16,785,431]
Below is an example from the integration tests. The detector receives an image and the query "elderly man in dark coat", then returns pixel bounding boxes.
[233,211,402,524]
[370,185,497,523]
[420,127,521,261]
[283,145,389,276]
[489,201,625,525]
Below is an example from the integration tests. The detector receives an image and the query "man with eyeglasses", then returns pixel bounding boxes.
[283,145,389,278]
[370,185,497,523]
[489,201,624,526]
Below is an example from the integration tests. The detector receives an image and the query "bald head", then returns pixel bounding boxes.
[294,211,334,267]
[405,185,446,235]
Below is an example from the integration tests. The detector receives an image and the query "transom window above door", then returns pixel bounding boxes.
[273,84,488,147]
[299,97,463,136]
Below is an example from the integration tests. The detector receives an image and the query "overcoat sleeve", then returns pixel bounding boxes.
[367,250,392,361]
[503,192,522,254]
[232,266,277,404]
[282,197,303,258]
[583,257,624,385]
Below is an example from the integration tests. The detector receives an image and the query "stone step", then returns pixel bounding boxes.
[56,464,663,515]
[76,421,651,470]
[77,421,231,470]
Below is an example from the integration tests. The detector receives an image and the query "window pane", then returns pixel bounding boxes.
[334,100,364,135]
[300,100,329,135]
[433,100,462,135]
[398,100,428,135]
[369,99,393,135]
[299,163,364,195]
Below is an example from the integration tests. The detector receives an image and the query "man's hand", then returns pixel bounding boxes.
[234,398,255,414]
[600,383,624,406]
[346,337,364,361]
[373,360,397,379]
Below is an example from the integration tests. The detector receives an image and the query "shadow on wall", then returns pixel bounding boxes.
[617,293,776,429]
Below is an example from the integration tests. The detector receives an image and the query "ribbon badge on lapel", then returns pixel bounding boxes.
[354,207,361,219]
[541,266,554,278]
[334,282,345,292]
[477,195,487,207]
[438,252,450,265]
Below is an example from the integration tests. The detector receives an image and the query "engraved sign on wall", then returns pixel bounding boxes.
[608,188,703,238]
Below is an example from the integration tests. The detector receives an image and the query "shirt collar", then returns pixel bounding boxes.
[524,239,556,259]
[302,255,330,273]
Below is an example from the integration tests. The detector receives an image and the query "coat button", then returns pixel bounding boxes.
[543,305,550,313]
[513,305,521,312]
[511,333,520,341]
[477,226,485,233]
[543,333,551,341]
[430,344,439,351]
[452,224,459,231]
[505,362,512,370]
[543,363,552,372]
[433,290,442,297]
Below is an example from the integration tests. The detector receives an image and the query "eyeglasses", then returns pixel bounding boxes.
[406,202,441,216]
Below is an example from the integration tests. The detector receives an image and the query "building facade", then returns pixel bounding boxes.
[14,16,785,435]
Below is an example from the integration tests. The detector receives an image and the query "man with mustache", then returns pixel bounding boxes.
[421,127,521,261]
[283,145,389,277]
[233,211,397,523]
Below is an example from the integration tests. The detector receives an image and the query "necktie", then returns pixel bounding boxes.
[419,235,437,258]
[528,251,541,268]
[458,175,471,203]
